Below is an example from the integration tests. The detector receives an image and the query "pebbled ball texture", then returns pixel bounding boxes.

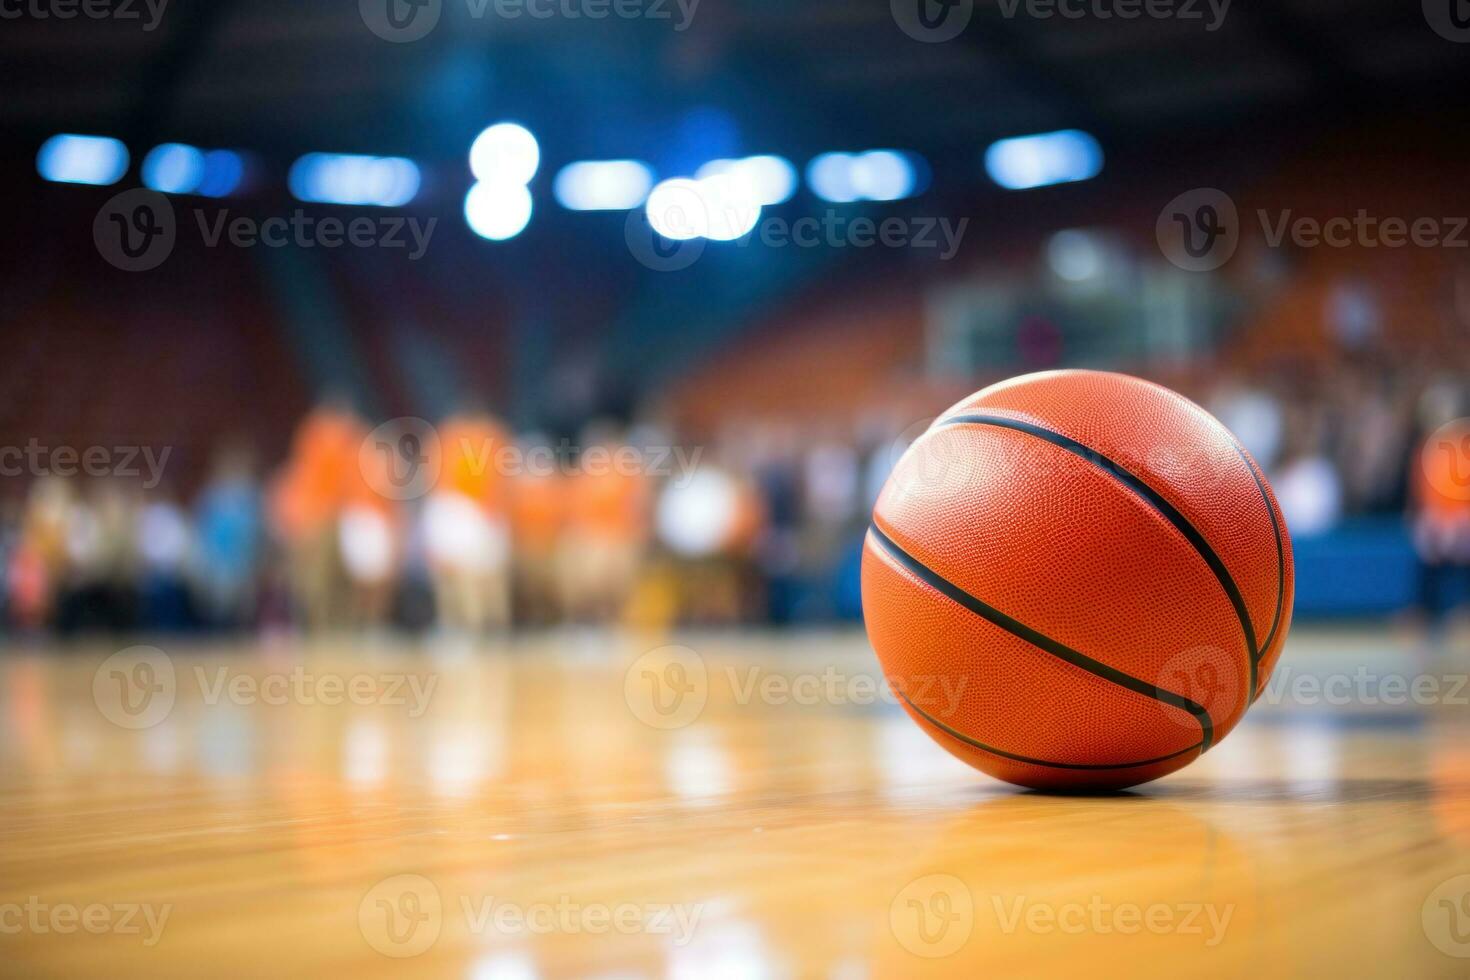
[862,370,1293,791]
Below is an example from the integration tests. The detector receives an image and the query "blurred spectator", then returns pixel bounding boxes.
[269,398,366,630]
[424,410,513,633]
[194,446,263,628]
[1272,412,1344,539]
[1410,385,1470,625]
[0,331,1463,635]
[556,422,650,623]
[136,487,194,630]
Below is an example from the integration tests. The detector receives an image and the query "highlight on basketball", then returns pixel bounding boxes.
[2,3,1469,978]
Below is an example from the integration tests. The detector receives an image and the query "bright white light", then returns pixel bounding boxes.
[142,143,205,194]
[850,150,915,201]
[696,154,797,206]
[37,134,129,186]
[464,180,533,240]
[657,469,739,557]
[806,152,858,203]
[469,122,539,184]
[552,159,654,210]
[288,153,420,207]
[698,174,761,242]
[985,129,1103,190]
[645,178,708,241]
[644,176,761,243]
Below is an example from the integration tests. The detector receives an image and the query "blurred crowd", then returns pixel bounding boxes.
[1,352,1468,636]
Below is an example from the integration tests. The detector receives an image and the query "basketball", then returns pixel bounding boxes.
[863,369,1295,791]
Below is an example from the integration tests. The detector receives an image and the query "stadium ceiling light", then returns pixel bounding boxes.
[143,144,245,198]
[695,155,798,207]
[464,180,534,241]
[143,144,205,195]
[644,175,762,243]
[288,153,420,207]
[806,150,921,203]
[36,134,129,186]
[984,129,1103,191]
[470,123,540,185]
[553,160,655,211]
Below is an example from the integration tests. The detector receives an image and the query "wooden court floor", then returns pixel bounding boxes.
[2,626,1469,978]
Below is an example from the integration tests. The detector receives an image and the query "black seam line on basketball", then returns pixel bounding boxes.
[1227,440,1285,697]
[939,413,1259,696]
[895,688,1203,771]
[868,524,1214,750]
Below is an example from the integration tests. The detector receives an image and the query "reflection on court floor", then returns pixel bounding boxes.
[2,627,1469,977]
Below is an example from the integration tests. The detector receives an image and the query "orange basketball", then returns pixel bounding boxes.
[863,370,1293,791]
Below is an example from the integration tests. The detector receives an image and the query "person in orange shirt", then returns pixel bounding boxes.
[269,398,370,632]
[1412,411,1470,630]
[557,423,651,623]
[422,410,513,632]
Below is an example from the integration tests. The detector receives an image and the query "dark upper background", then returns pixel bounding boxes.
[0,0,1467,630]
